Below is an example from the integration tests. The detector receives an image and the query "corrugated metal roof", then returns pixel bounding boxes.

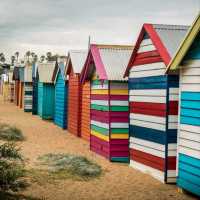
[167,14,200,72]
[97,45,133,80]
[69,50,88,74]
[24,66,32,82]
[38,62,56,83]
[153,24,189,57]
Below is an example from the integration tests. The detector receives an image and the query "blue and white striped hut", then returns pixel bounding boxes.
[167,13,200,197]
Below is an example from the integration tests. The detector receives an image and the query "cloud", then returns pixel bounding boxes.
[0,0,198,61]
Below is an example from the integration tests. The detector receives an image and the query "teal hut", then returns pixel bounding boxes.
[53,61,68,129]
[37,62,56,120]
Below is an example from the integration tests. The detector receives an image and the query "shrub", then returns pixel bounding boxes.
[38,153,102,179]
[0,124,24,142]
[0,143,26,192]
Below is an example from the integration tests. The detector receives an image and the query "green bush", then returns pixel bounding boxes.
[38,153,102,179]
[0,143,26,192]
[0,124,24,142]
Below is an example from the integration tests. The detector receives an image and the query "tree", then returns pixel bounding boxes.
[40,55,45,62]
[25,51,31,62]
[46,52,52,61]
[11,56,15,65]
[33,55,38,63]
[0,53,6,63]
[15,52,19,62]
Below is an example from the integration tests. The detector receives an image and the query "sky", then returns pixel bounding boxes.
[0,0,199,62]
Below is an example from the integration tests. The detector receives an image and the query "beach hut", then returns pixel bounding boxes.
[124,24,189,183]
[166,14,200,196]
[37,62,55,120]
[23,63,33,112]
[18,67,24,108]
[65,50,87,137]
[32,63,39,115]
[12,67,20,105]
[53,61,68,129]
[81,44,132,162]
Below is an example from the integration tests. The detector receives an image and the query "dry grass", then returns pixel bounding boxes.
[0,123,24,142]
[37,153,102,180]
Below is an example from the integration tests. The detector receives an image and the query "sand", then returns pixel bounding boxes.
[0,97,197,200]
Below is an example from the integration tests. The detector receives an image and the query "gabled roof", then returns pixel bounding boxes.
[81,44,133,82]
[166,13,200,72]
[37,62,56,83]
[66,50,87,75]
[53,61,66,83]
[124,23,189,77]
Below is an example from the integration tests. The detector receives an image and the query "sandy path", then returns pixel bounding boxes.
[0,97,196,200]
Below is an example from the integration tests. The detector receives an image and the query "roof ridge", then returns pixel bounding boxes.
[92,44,133,49]
[152,24,189,30]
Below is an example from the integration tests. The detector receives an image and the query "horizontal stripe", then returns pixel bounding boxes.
[181,75,200,84]
[140,38,152,46]
[180,130,200,143]
[91,89,108,94]
[110,89,128,95]
[130,161,162,183]
[91,94,128,101]
[180,124,200,134]
[111,134,129,139]
[180,116,200,126]
[130,62,166,73]
[181,108,200,118]
[110,106,129,111]
[91,125,109,135]
[129,69,166,78]
[129,95,166,103]
[130,149,176,171]
[178,146,200,160]
[181,100,200,109]
[110,100,128,106]
[130,160,176,183]
[111,128,129,134]
[181,84,200,92]
[130,125,177,144]
[130,137,177,157]
[129,89,166,96]
[181,91,200,101]
[130,113,166,124]
[138,44,156,53]
[130,118,166,131]
[91,120,109,129]
[179,137,200,151]
[91,104,109,111]
[91,100,108,106]
[110,123,129,128]
[91,130,109,141]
